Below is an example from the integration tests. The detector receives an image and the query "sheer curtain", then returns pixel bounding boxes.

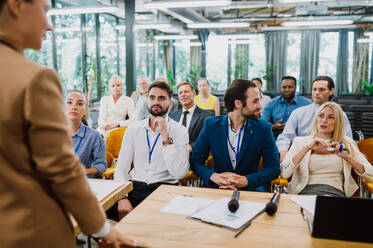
[352,29,369,93]
[336,30,349,95]
[300,30,320,94]
[265,31,287,94]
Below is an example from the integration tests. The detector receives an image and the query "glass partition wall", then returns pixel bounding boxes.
[25,13,373,99]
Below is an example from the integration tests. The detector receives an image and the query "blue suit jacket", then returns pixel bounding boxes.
[190,114,280,191]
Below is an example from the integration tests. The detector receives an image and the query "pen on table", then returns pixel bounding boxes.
[300,207,307,220]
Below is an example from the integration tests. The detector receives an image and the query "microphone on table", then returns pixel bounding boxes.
[228,189,240,213]
[265,191,280,216]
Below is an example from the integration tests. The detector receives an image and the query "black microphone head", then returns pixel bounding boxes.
[228,199,239,213]
[265,202,278,216]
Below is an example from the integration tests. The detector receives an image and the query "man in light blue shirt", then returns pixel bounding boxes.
[262,76,312,139]
[276,76,352,162]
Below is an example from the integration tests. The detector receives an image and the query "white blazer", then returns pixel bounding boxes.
[281,136,373,197]
[98,95,138,136]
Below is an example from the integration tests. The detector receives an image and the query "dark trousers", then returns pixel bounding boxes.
[106,180,177,220]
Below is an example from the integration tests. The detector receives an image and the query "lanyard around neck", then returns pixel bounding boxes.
[146,129,161,163]
[227,125,243,163]
[74,126,87,153]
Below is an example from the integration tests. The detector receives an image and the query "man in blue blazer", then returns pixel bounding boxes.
[190,79,280,191]
[170,82,213,153]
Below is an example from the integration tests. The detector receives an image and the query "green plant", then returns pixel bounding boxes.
[185,64,201,90]
[362,80,373,95]
[166,70,176,90]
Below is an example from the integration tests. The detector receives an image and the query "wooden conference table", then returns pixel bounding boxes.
[73,179,133,235]
[115,185,372,248]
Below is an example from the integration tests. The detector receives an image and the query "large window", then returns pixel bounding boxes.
[174,41,190,84]
[348,31,354,93]
[136,30,153,81]
[206,37,228,91]
[24,28,53,69]
[248,34,266,90]
[100,14,118,97]
[286,32,301,88]
[155,40,165,79]
[55,14,82,95]
[318,32,339,81]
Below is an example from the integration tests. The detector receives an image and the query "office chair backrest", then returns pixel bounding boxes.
[357,138,373,165]
[106,128,127,167]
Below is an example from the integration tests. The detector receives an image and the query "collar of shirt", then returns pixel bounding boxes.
[72,123,86,138]
[182,104,196,116]
[279,95,296,104]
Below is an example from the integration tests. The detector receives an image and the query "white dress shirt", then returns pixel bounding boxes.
[260,93,271,114]
[114,117,190,184]
[178,104,196,130]
[276,103,352,151]
[227,117,245,169]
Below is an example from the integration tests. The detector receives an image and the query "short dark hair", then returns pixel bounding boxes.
[148,79,173,98]
[224,79,257,112]
[313,76,335,100]
[281,76,297,86]
[0,0,33,13]
[313,76,335,90]
[251,77,262,86]
[177,82,195,91]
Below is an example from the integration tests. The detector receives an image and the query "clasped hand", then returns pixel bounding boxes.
[210,172,248,190]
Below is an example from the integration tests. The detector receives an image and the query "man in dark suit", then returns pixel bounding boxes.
[190,79,280,191]
[170,82,213,153]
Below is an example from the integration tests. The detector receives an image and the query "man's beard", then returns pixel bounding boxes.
[148,105,169,117]
[241,109,259,120]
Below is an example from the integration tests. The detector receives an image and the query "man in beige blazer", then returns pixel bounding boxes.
[0,0,135,247]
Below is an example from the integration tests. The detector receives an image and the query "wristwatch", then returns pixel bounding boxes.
[162,137,173,145]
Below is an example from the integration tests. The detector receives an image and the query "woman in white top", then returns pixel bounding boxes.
[281,102,373,197]
[97,75,138,137]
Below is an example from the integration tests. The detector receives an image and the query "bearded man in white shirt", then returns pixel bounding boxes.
[114,80,189,219]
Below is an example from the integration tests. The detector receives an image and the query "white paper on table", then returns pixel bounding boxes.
[290,195,316,215]
[89,180,125,201]
[190,197,266,230]
[160,195,215,216]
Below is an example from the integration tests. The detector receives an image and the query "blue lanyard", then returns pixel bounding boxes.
[146,129,160,163]
[227,125,243,162]
[74,126,87,153]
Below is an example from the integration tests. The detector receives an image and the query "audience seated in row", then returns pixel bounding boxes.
[114,80,189,219]
[190,79,280,191]
[131,76,150,120]
[251,77,271,115]
[195,78,220,116]
[276,76,352,162]
[97,75,138,138]
[169,82,213,153]
[65,91,106,178]
[262,76,312,139]
[281,102,373,196]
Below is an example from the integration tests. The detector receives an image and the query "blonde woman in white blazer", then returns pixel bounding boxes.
[281,102,373,197]
[98,75,138,137]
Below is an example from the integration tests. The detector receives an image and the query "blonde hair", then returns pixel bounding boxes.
[109,75,123,86]
[311,102,356,157]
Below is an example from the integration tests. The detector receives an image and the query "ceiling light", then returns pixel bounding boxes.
[364,32,373,37]
[357,38,373,43]
[187,22,249,29]
[228,40,252,45]
[213,34,258,39]
[173,41,202,47]
[262,25,355,31]
[144,0,232,9]
[281,20,353,27]
[48,6,120,16]
[154,35,198,40]
[279,0,332,3]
